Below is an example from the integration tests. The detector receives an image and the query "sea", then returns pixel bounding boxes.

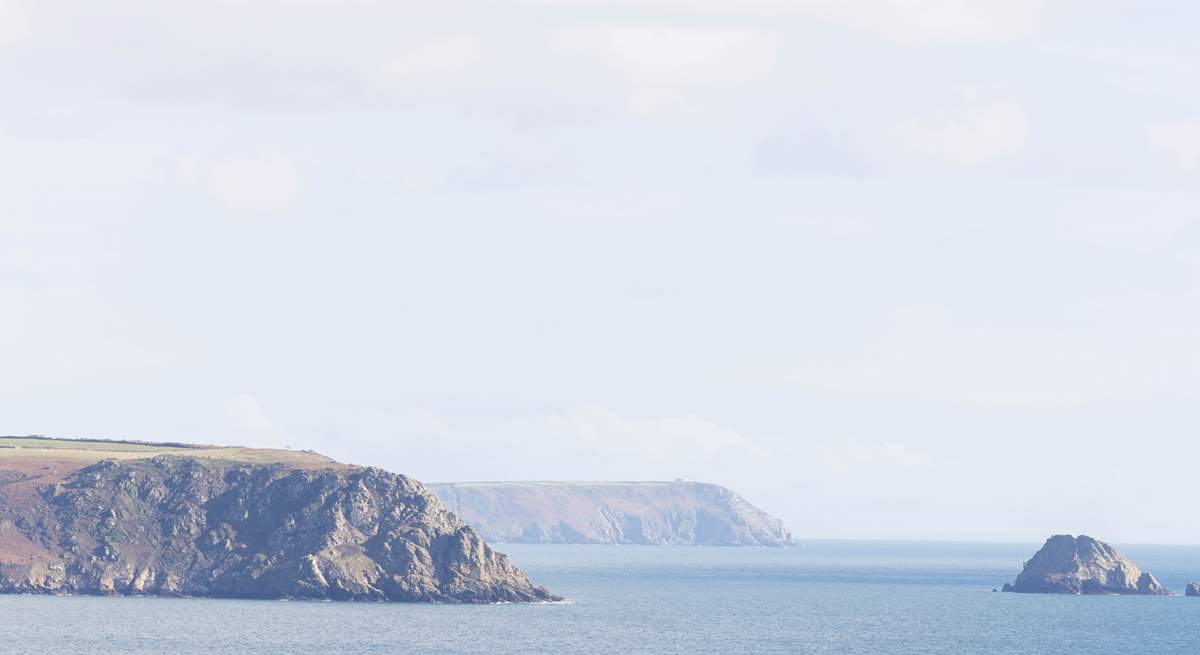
[6,540,1200,654]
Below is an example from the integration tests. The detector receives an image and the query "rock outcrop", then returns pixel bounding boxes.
[1186,583,1200,597]
[1001,534,1168,595]
[427,481,791,546]
[0,456,557,602]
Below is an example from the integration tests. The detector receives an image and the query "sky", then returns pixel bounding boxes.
[3,0,1200,542]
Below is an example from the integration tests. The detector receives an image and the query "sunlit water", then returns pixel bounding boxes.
[7,541,1200,654]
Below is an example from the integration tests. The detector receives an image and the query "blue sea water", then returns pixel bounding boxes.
[6,540,1200,654]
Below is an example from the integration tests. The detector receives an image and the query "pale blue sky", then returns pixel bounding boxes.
[3,0,1200,541]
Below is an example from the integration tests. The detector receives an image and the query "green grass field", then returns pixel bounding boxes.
[0,437,196,452]
[0,436,343,468]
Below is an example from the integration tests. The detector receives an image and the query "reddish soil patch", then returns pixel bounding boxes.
[0,457,89,564]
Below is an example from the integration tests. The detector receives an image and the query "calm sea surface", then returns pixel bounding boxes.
[7,541,1200,654]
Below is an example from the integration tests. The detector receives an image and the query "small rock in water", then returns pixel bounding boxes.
[1186,583,1200,597]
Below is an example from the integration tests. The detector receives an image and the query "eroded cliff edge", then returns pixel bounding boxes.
[0,455,558,602]
[427,481,791,546]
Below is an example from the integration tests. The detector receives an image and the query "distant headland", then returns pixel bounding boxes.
[427,480,791,546]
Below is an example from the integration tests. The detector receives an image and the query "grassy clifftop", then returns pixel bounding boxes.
[0,435,341,468]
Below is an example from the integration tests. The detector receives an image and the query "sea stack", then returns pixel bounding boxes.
[1186,583,1200,597]
[1001,534,1168,595]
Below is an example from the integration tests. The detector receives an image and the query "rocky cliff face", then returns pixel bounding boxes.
[1001,535,1167,595]
[0,456,557,602]
[427,481,791,546]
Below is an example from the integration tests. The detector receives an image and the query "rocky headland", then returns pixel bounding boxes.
[427,480,791,546]
[0,436,557,602]
[1001,534,1167,595]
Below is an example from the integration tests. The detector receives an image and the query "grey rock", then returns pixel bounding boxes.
[427,481,791,546]
[1186,583,1200,597]
[1001,534,1168,595]
[0,457,558,602]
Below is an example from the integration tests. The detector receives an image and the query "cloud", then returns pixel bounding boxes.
[378,35,482,83]
[0,0,29,46]
[564,24,777,113]
[919,103,1028,165]
[206,156,300,215]
[536,0,1042,43]
[823,0,1044,44]
[1147,120,1200,170]
[583,25,776,86]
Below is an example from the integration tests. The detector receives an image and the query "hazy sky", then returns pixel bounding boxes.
[4,1,1200,542]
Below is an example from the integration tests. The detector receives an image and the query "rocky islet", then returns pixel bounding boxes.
[1001,535,1167,595]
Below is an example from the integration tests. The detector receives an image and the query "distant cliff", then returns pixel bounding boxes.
[427,481,791,546]
[0,439,557,603]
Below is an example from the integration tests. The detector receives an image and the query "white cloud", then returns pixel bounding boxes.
[1147,120,1200,170]
[823,0,1044,44]
[207,156,300,215]
[920,103,1028,165]
[565,25,777,113]
[536,0,1042,43]
[378,35,482,83]
[0,0,29,46]
[569,25,777,86]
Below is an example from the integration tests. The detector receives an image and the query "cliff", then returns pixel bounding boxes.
[427,481,791,546]
[1001,534,1167,595]
[0,438,557,602]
